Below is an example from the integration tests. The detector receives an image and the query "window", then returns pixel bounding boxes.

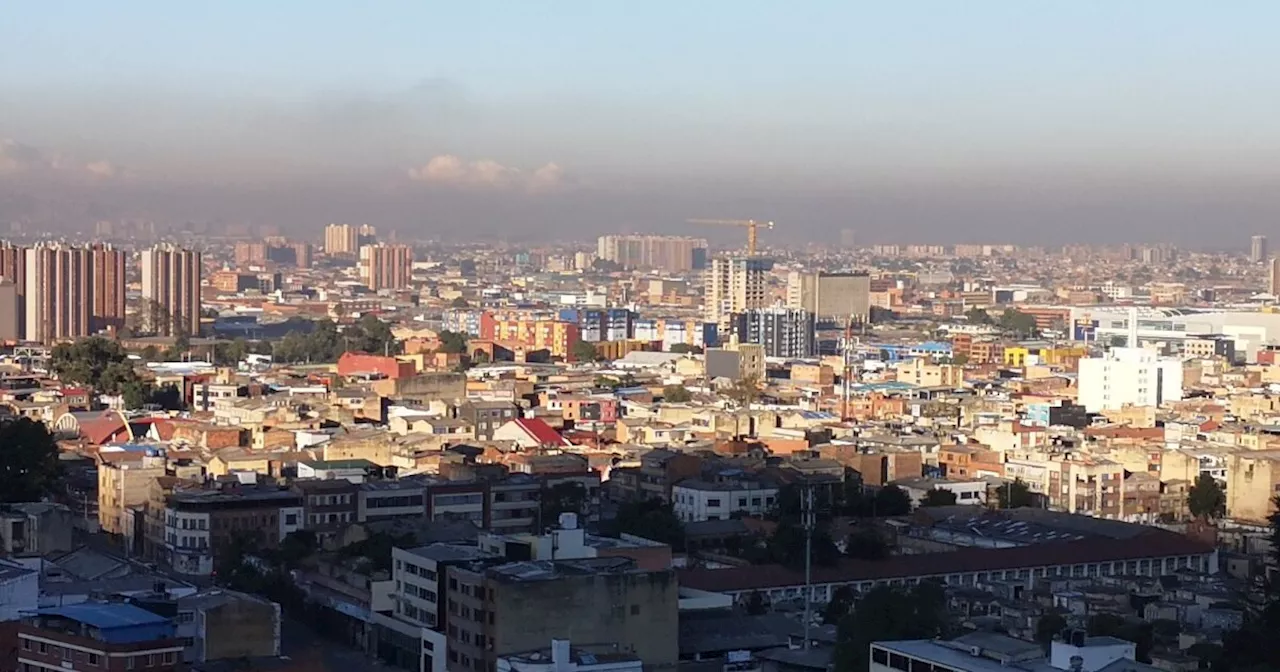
[21,638,29,651]
[872,648,889,666]
[163,652,176,665]
[888,653,910,671]
[88,653,100,665]
[176,611,195,624]
[707,498,721,507]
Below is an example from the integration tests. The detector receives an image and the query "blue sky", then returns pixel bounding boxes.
[2,2,1279,242]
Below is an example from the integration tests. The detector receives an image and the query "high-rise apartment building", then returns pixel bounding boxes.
[596,235,708,272]
[0,241,26,336]
[1270,257,1280,295]
[0,280,18,342]
[1252,235,1269,263]
[359,243,413,291]
[731,306,817,358]
[140,244,203,337]
[1077,347,1184,413]
[705,257,771,333]
[785,270,871,326]
[324,223,377,255]
[22,243,125,342]
[90,243,127,333]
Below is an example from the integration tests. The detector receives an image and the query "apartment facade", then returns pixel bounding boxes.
[361,243,414,291]
[140,243,203,336]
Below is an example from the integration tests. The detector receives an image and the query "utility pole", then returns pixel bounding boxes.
[801,485,815,650]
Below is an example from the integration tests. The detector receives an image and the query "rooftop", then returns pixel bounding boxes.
[38,602,171,630]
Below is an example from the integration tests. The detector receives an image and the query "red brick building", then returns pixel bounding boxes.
[336,352,416,380]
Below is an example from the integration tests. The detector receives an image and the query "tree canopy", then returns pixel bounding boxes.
[999,308,1040,337]
[662,384,692,403]
[669,343,703,354]
[437,330,468,354]
[722,375,761,408]
[872,485,914,517]
[1187,474,1226,520]
[844,528,890,561]
[572,340,601,362]
[964,307,993,325]
[51,337,139,394]
[0,418,64,503]
[271,317,398,363]
[607,499,685,550]
[834,583,953,672]
[920,488,957,507]
[996,478,1035,509]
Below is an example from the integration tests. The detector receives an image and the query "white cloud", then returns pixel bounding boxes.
[407,155,568,193]
[0,139,126,179]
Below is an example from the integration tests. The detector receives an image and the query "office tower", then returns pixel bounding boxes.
[140,244,203,337]
[731,306,816,358]
[596,235,709,272]
[359,243,413,291]
[786,270,871,326]
[705,256,770,332]
[292,241,313,268]
[1270,258,1280,295]
[1252,235,1269,263]
[324,223,377,255]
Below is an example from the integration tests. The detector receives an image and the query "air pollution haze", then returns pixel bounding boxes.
[3,2,1280,244]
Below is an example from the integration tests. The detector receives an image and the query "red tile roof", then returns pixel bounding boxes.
[676,529,1213,593]
[514,417,570,446]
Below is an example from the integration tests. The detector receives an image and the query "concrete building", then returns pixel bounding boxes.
[0,242,24,336]
[705,342,766,382]
[140,243,203,337]
[596,235,708,272]
[893,477,988,507]
[893,358,964,388]
[1077,347,1183,413]
[0,279,19,341]
[98,452,168,537]
[1270,257,1280,295]
[360,479,429,522]
[1252,234,1268,263]
[869,631,1152,672]
[444,557,678,672]
[361,243,414,291]
[325,223,377,255]
[671,480,779,522]
[705,257,771,333]
[164,485,304,576]
[785,271,871,326]
[176,588,282,663]
[0,502,76,556]
[18,603,185,672]
[1068,305,1280,360]
[731,307,816,358]
[498,640,643,672]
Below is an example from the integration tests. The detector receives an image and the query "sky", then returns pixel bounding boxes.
[2,1,1280,244]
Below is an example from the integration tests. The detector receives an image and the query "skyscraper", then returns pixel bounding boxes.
[324,223,377,255]
[785,270,871,326]
[23,243,104,343]
[0,242,26,336]
[1269,257,1280,295]
[90,243,127,333]
[705,256,771,333]
[731,306,817,358]
[360,243,413,291]
[1252,235,1268,263]
[140,244,203,337]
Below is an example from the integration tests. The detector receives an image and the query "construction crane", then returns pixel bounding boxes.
[686,218,775,256]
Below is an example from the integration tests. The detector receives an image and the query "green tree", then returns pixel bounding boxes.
[768,522,841,569]
[996,479,1035,509]
[608,499,685,550]
[844,528,889,561]
[823,585,856,624]
[965,307,993,325]
[572,340,600,362]
[348,314,398,355]
[723,375,761,408]
[541,481,588,526]
[920,488,958,507]
[437,330,468,354]
[662,384,692,402]
[1035,610,1068,651]
[450,296,470,308]
[873,485,913,516]
[669,343,704,354]
[0,418,64,503]
[1187,474,1226,520]
[999,308,1040,337]
[835,582,953,672]
[213,338,248,365]
[51,337,138,393]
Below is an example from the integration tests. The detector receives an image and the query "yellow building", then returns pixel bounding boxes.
[98,453,166,536]
[1225,450,1280,523]
[894,358,963,388]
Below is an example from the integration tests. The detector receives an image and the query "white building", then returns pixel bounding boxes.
[894,478,988,507]
[1077,347,1183,413]
[869,631,1151,672]
[498,639,643,672]
[1069,305,1280,361]
[672,480,779,522]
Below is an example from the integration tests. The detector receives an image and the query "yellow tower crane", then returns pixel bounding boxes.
[686,218,775,257]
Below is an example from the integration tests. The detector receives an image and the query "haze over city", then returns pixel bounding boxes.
[4,1,1280,244]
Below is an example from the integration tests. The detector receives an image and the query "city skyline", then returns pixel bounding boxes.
[4,3,1280,243]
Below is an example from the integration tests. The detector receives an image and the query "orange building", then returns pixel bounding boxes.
[480,313,581,360]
